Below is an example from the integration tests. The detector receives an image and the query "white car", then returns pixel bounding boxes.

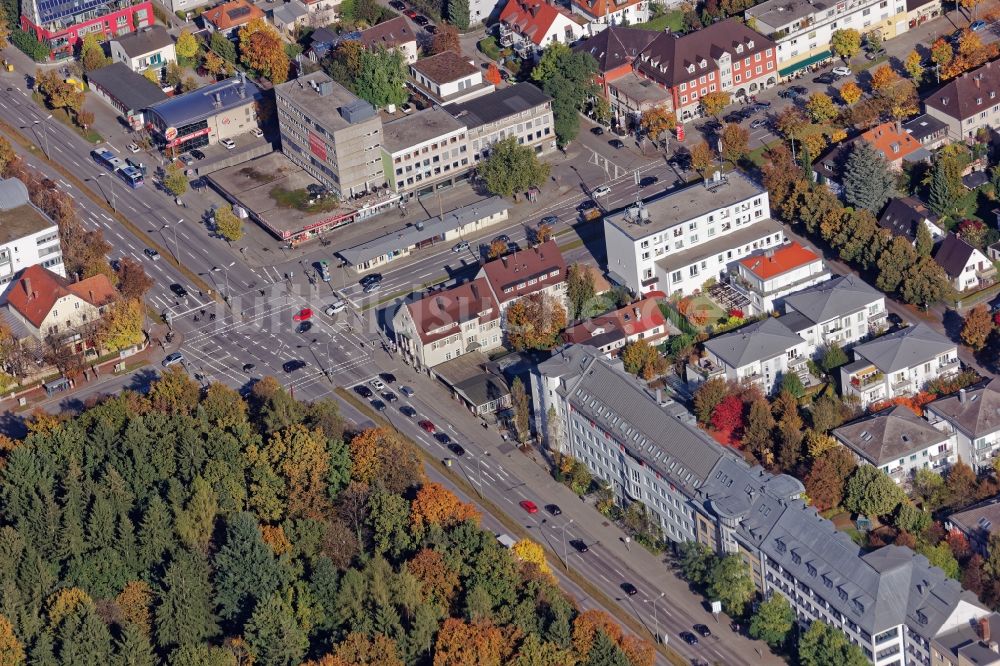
[221,138,236,150]
[832,66,853,77]
[250,128,264,137]
[324,300,347,316]
[592,185,612,197]
[452,241,469,253]
[370,377,386,391]
[126,142,140,153]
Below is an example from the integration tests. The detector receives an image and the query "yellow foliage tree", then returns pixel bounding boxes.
[699,91,731,118]
[639,106,677,143]
[839,81,863,105]
[115,581,153,636]
[348,428,423,494]
[175,29,199,60]
[689,141,715,175]
[433,618,519,666]
[0,614,24,666]
[260,524,292,555]
[870,64,900,93]
[806,430,839,459]
[143,68,159,84]
[97,298,144,351]
[46,588,93,628]
[512,539,550,574]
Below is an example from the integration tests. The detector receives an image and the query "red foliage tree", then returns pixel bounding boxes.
[710,395,745,445]
[485,63,502,86]
[945,529,971,561]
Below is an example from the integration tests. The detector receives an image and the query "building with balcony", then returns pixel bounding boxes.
[109,24,175,74]
[381,107,470,195]
[780,274,887,351]
[745,0,910,78]
[0,178,64,284]
[445,83,556,160]
[934,232,997,293]
[357,16,417,64]
[570,0,648,32]
[497,0,587,58]
[946,497,1000,558]
[926,379,1000,473]
[699,317,813,394]
[924,60,1000,140]
[275,71,386,198]
[562,297,670,355]
[20,0,153,61]
[603,172,782,298]
[728,241,829,315]
[409,51,494,105]
[840,324,960,407]
[832,405,957,484]
[902,113,948,150]
[2,265,117,342]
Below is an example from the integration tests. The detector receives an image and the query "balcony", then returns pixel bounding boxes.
[849,370,884,389]
[937,359,960,375]
[930,448,952,463]
[891,377,912,393]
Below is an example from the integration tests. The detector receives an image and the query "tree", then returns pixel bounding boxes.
[870,64,900,93]
[830,28,861,60]
[512,539,550,574]
[904,50,924,84]
[693,377,729,424]
[532,43,598,147]
[804,446,856,511]
[478,136,551,197]
[774,106,808,146]
[900,256,949,307]
[928,153,964,217]
[80,32,109,71]
[839,81,863,105]
[775,390,805,472]
[565,263,595,320]
[239,18,289,84]
[115,257,154,301]
[710,395,744,443]
[213,512,286,627]
[639,106,676,145]
[174,475,217,552]
[505,293,567,351]
[484,63,502,86]
[699,91,730,118]
[154,550,219,651]
[244,592,308,666]
[115,621,155,666]
[780,373,805,399]
[819,343,849,375]
[0,614,24,666]
[877,235,918,293]
[410,482,479,528]
[175,29,198,62]
[806,92,838,123]
[743,399,776,465]
[947,458,978,508]
[961,0,982,17]
[689,141,715,176]
[202,50,226,78]
[798,621,868,666]
[931,38,954,66]
[620,340,666,380]
[748,595,793,648]
[962,305,994,350]
[97,298,144,351]
[915,219,934,257]
[211,31,237,63]
[842,140,895,213]
[431,24,461,54]
[213,204,243,242]
[448,0,470,28]
[510,376,532,443]
[844,465,904,517]
[719,123,749,165]
[434,618,515,666]
[707,554,754,616]
[678,541,715,585]
[115,581,153,636]
[346,428,421,494]
[584,631,629,666]
[163,164,188,197]
[329,633,404,666]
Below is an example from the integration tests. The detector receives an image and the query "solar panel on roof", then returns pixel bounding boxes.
[228,5,252,18]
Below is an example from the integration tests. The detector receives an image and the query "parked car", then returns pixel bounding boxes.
[865,48,887,60]
[608,138,625,149]
[162,352,184,367]
[413,15,429,25]
[832,66,853,77]
[519,500,538,514]
[789,85,808,95]
[400,385,415,397]
[250,127,264,138]
[363,281,381,294]
[424,24,437,34]
[971,19,987,31]
[639,176,659,188]
[750,118,768,129]
[434,432,451,444]
[723,111,743,123]
[570,539,589,552]
[388,0,405,8]
[590,126,605,135]
[354,385,374,398]
[404,8,418,17]
[178,154,195,166]
[370,377,386,391]
[777,89,797,99]
[370,399,386,412]
[190,148,206,160]
[814,72,838,84]
[540,215,558,225]
[360,273,383,287]
[620,583,638,596]
[220,138,236,150]
[380,372,397,384]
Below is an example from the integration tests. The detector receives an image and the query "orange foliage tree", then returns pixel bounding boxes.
[432,618,518,666]
[348,427,423,494]
[330,632,404,666]
[115,581,153,635]
[485,63,502,86]
[0,614,24,666]
[260,524,292,555]
[410,482,480,529]
[238,18,289,84]
[571,609,624,657]
[406,548,461,608]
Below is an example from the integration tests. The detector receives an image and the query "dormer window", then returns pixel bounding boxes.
[978,97,983,105]
[687,64,695,73]
[747,40,754,48]
[735,44,743,53]
[992,91,997,99]
[699,59,707,68]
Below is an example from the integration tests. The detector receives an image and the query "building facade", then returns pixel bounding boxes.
[409,51,494,105]
[926,379,1000,472]
[3,265,117,341]
[933,232,997,293]
[924,61,1000,140]
[700,317,813,395]
[781,274,888,351]
[729,241,829,315]
[21,0,153,61]
[445,83,556,160]
[497,0,587,58]
[562,297,670,355]
[476,239,567,317]
[571,0,648,32]
[381,108,470,195]
[109,25,175,74]
[0,178,64,284]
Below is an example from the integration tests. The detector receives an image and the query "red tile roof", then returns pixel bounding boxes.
[203,0,265,31]
[405,278,499,345]
[479,239,567,305]
[859,122,923,163]
[499,0,572,47]
[738,242,821,280]
[572,0,644,19]
[563,297,667,348]
[5,265,117,329]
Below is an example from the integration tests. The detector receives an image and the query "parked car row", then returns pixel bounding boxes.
[391,0,435,31]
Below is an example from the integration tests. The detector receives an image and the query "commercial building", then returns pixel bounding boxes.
[728,241,829,315]
[832,405,957,483]
[19,0,153,61]
[275,72,386,198]
[926,379,1000,472]
[924,61,1000,140]
[562,297,670,355]
[840,323,961,407]
[84,62,168,130]
[745,0,910,77]
[573,27,663,129]
[381,108,470,195]
[476,239,567,316]
[603,172,781,298]
[109,25,175,74]
[446,82,556,160]
[699,317,812,395]
[202,0,265,36]
[409,51,494,105]
[781,274,887,351]
[0,178,64,283]
[2,265,116,341]
[145,75,264,154]
[933,232,997,293]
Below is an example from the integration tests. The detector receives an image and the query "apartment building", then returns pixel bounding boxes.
[840,324,961,407]
[729,241,829,315]
[357,17,418,64]
[926,379,1000,472]
[746,0,910,77]
[562,297,669,355]
[19,0,152,61]
[497,0,587,57]
[573,27,664,128]
[833,405,958,484]
[947,499,1000,558]
[603,172,782,298]
[700,317,813,395]
[276,72,386,198]
[571,0,648,31]
[381,108,470,195]
[445,83,556,160]
[476,239,567,316]
[924,61,1000,140]
[409,51,494,105]
[781,274,888,351]
[0,178,64,284]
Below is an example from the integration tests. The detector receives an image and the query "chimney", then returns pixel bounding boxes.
[959,388,967,404]
[981,617,991,643]
[634,306,641,320]
[21,277,31,298]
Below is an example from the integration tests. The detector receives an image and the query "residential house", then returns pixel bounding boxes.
[392,278,502,369]
[990,239,1000,262]
[728,241,829,315]
[409,51,494,105]
[300,0,340,29]
[878,196,946,245]
[812,140,853,194]
[476,239,567,317]
[0,178,65,284]
[699,317,812,394]
[380,107,470,196]
[497,0,587,58]
[903,113,948,150]
[926,379,1000,472]
[109,25,175,74]
[947,497,1000,557]
[19,0,152,61]
[202,0,265,37]
[570,0,648,33]
[633,20,779,121]
[934,232,997,292]
[270,0,309,38]
[840,323,960,407]
[858,121,928,170]
[924,60,1000,140]
[780,274,888,351]
[832,405,957,484]
[445,82,556,159]
[2,265,117,342]
[603,172,783,297]
[357,17,418,64]
[562,297,670,355]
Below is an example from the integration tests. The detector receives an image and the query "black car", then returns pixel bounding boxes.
[723,111,743,123]
[242,363,256,373]
[814,72,838,84]
[354,385,374,398]
[170,283,188,298]
[370,399,386,411]
[190,149,206,160]
[621,583,638,596]
[388,0,405,8]
[413,15,429,25]
[380,372,397,384]
[435,432,452,444]
[577,200,598,212]
[590,126,605,135]
[447,442,466,456]
[694,624,712,638]
[777,89,798,99]
[639,175,659,188]
[790,85,808,95]
[283,360,307,372]
[382,391,398,402]
[400,405,417,418]
[608,138,625,149]
[753,99,771,108]
[680,631,699,645]
[545,504,562,515]
[359,273,383,287]
[570,539,589,553]
[493,234,511,244]
[540,215,558,225]
[297,321,312,334]
[424,24,437,34]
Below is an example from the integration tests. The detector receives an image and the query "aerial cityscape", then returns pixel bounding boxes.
[0,0,997,661]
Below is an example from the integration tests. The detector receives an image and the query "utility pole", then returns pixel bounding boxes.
[562,519,574,571]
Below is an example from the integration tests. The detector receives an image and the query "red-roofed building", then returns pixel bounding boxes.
[859,121,926,170]
[729,241,829,315]
[476,239,567,315]
[498,0,587,57]
[571,0,648,31]
[3,265,118,341]
[563,297,669,356]
[202,0,265,36]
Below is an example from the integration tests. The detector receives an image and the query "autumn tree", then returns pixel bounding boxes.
[774,106,808,149]
[710,395,744,444]
[831,29,861,59]
[743,398,776,466]
[163,163,188,197]
[511,376,531,443]
[640,106,677,145]
[505,292,567,351]
[620,339,667,380]
[566,263,596,320]
[239,18,289,84]
[840,81,863,105]
[213,204,243,242]
[347,428,422,494]
[720,122,749,164]
[484,63,502,86]
[512,539,550,574]
[693,377,730,424]
[962,304,994,350]
[904,50,924,83]
[431,25,461,54]
[806,92,838,123]
[931,38,954,67]
[572,610,623,657]
[699,91,730,118]
[804,446,856,511]
[487,239,509,259]
[97,298,144,351]
[689,141,715,176]
[0,614,24,666]
[331,633,403,666]
[434,618,516,666]
[175,29,198,62]
[870,64,900,93]
[80,32,109,71]
[900,256,950,308]
[410,482,479,529]
[202,50,226,78]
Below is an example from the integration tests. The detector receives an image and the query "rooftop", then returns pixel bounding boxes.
[949,495,1000,543]
[746,0,836,30]
[703,316,806,368]
[782,274,883,325]
[605,172,766,239]
[925,60,1000,122]
[860,121,924,162]
[878,196,942,243]
[357,16,415,50]
[275,71,377,133]
[738,241,820,280]
[852,323,956,374]
[202,0,265,30]
[927,378,1000,439]
[498,0,580,46]
[3,265,117,328]
[445,82,551,129]
[904,113,948,142]
[272,0,308,23]
[147,75,262,128]
[0,178,58,245]
[934,232,980,279]
[410,50,479,84]
[572,26,658,74]
[572,0,645,19]
[404,278,499,345]
[478,239,567,304]
[654,217,783,273]
[832,405,952,466]
[111,25,173,58]
[562,297,668,348]
[84,62,169,111]
[382,107,466,153]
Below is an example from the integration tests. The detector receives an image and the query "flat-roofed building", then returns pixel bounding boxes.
[729,241,829,315]
[381,107,470,195]
[0,178,64,283]
[446,83,556,160]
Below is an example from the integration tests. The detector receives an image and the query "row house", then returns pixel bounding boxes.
[926,379,1000,472]
[780,274,887,351]
[728,241,830,315]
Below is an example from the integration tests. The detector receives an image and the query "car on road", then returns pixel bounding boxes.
[400,405,417,418]
[434,432,451,444]
[447,442,466,456]
[370,399,386,411]
[493,234,511,244]
[750,118,768,129]
[250,127,264,138]
[382,391,397,402]
[293,308,313,321]
[608,138,625,149]
[388,0,405,8]
[370,377,386,390]
[452,241,470,253]
[413,14,429,25]
[577,199,598,213]
[126,142,140,153]
[832,66,853,77]
[620,583,638,596]
[380,372,396,384]
[283,360,307,372]
[570,539,589,552]
[592,185,611,197]
[179,154,195,166]
[680,631,699,645]
[220,138,236,150]
[297,321,312,334]
[694,624,712,638]
[360,273,382,287]
[363,281,381,294]
[190,148,206,160]
[545,504,562,515]
[354,385,374,398]
[639,175,659,188]
[814,72,838,84]
[590,126,604,135]
[519,500,538,514]
[162,352,184,367]
[144,248,160,260]
[971,19,988,31]
[400,385,415,397]
[324,300,347,316]
[316,259,331,282]
[242,363,256,373]
[418,419,436,433]
[169,283,188,298]
[540,215,558,225]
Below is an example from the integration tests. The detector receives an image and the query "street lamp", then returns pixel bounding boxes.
[561,519,574,571]
[212,260,236,301]
[96,172,116,212]
[160,219,183,263]
[31,114,52,158]
[647,592,665,644]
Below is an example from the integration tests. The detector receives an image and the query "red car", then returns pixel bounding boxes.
[404,8,418,17]
[293,308,313,321]
[519,500,538,514]
[418,420,436,433]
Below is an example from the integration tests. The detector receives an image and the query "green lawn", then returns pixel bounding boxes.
[635,9,685,32]
[686,293,727,329]
[32,92,102,144]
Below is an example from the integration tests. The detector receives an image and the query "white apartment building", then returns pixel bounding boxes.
[926,379,1000,472]
[924,61,1000,140]
[840,324,961,407]
[729,241,830,315]
[0,177,64,284]
[381,108,470,195]
[700,317,813,395]
[780,274,888,351]
[604,173,783,298]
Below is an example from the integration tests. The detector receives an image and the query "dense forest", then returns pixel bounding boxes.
[0,368,653,666]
